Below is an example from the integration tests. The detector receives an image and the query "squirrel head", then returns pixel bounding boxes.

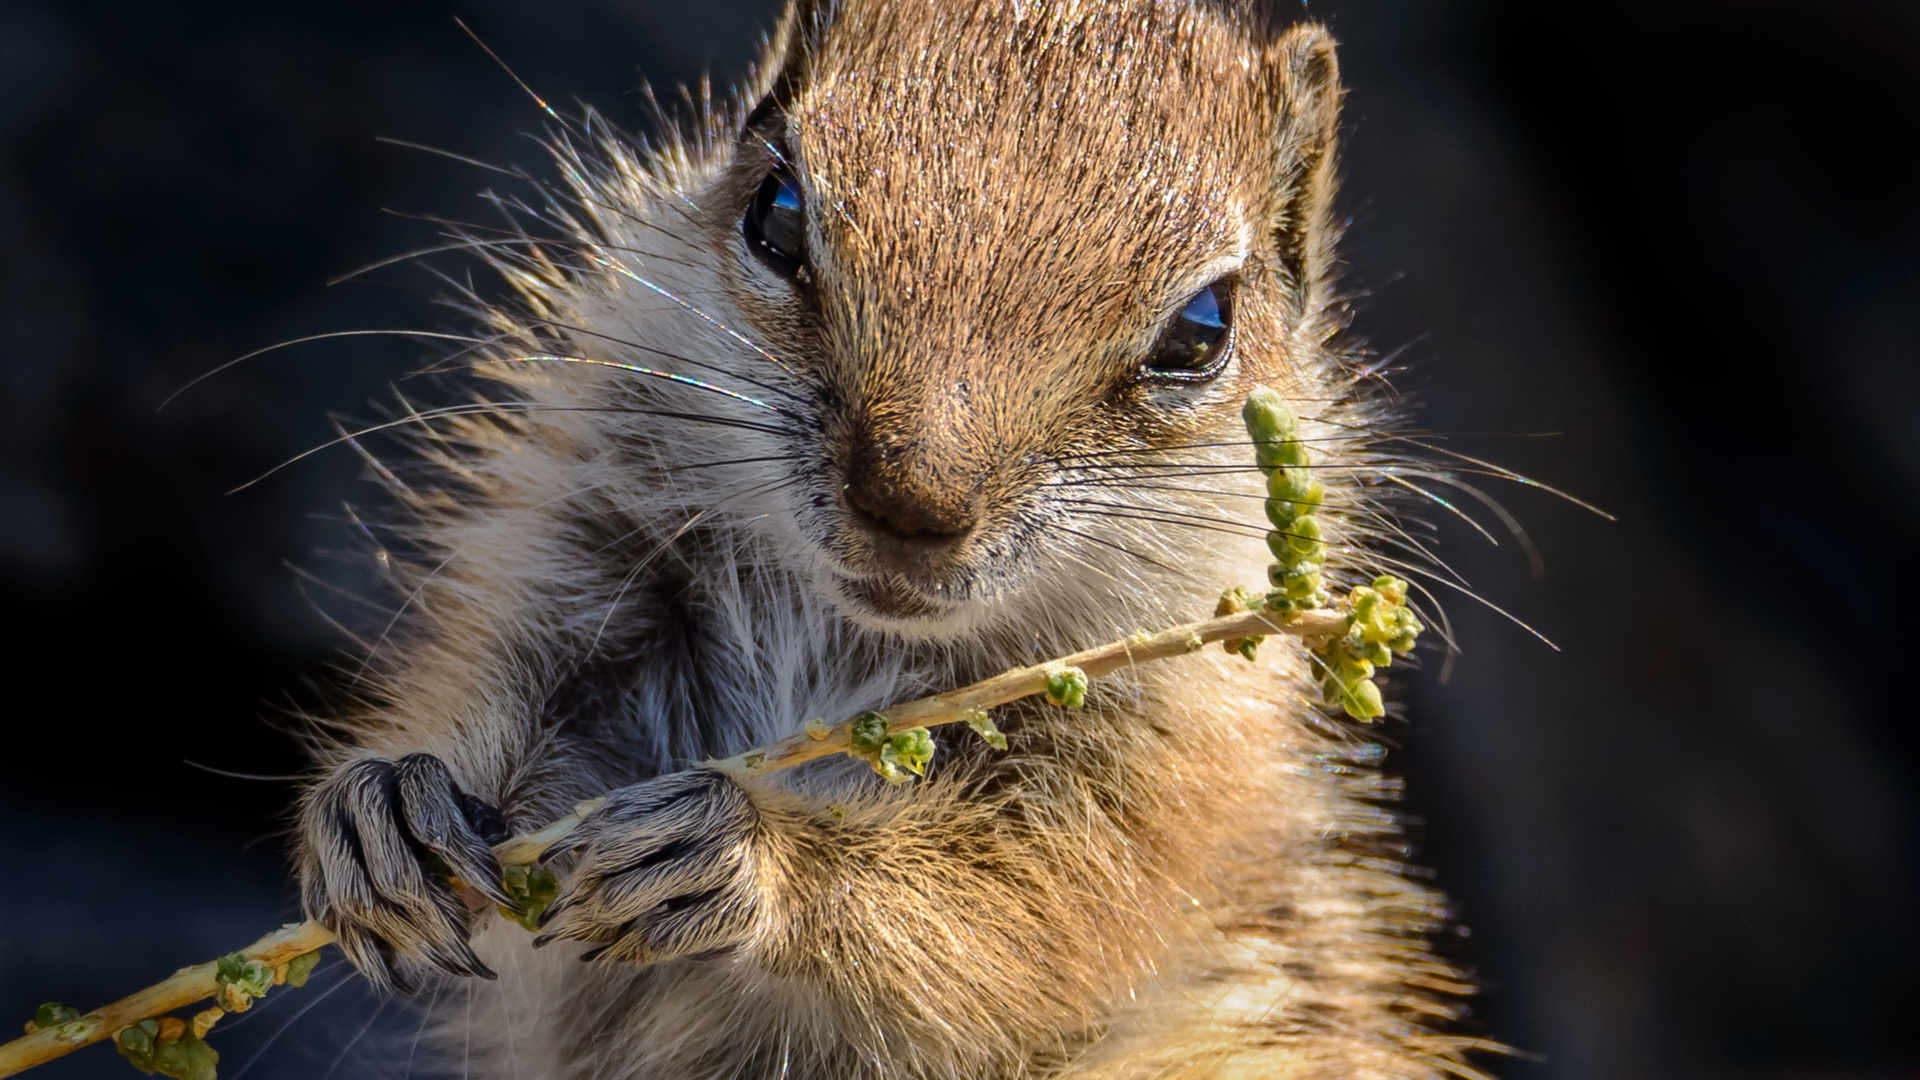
[549,0,1350,641]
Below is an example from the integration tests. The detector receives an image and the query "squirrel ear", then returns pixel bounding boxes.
[1264,23,1345,308]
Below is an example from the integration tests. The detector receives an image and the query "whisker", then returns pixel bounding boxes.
[1378,475,1502,549]
[376,136,532,180]
[402,981,447,1080]
[1047,478,1323,515]
[454,16,563,124]
[161,330,493,411]
[1060,504,1267,541]
[226,964,361,1080]
[653,453,805,475]
[231,402,795,494]
[1050,497,1274,540]
[518,315,807,406]
[318,993,389,1080]
[180,761,305,782]
[1058,462,1388,477]
[376,207,705,273]
[590,255,800,376]
[1376,465,1547,577]
[325,238,585,288]
[1045,433,1382,464]
[493,354,781,412]
[1384,438,1615,520]
[1051,524,1202,584]
[1347,548,1554,651]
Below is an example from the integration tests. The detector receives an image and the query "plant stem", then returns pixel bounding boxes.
[0,604,1342,1078]
[0,800,606,1079]
[710,605,1348,776]
[0,923,325,1078]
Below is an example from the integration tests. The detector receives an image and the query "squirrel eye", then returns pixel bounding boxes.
[744,165,807,278]
[1143,281,1233,380]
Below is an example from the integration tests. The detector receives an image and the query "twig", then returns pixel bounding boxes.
[0,799,606,1079]
[709,605,1350,776]
[0,605,1344,1078]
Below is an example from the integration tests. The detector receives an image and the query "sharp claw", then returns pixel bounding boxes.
[389,967,419,996]
[534,895,571,929]
[578,944,613,963]
[424,938,494,981]
[456,858,517,908]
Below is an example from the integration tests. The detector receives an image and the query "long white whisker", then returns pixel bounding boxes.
[493,355,780,412]
[232,402,793,494]
[318,993,390,1080]
[225,965,361,1080]
[161,330,495,411]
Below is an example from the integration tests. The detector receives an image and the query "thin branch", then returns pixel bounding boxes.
[0,604,1346,1078]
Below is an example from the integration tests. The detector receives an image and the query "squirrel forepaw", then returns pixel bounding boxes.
[298,753,518,993]
[532,767,765,966]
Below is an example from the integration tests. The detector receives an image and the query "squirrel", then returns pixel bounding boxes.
[293,1,1490,1077]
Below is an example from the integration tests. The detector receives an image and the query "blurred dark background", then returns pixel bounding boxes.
[1,1,1914,1077]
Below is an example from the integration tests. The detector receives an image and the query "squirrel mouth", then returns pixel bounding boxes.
[836,573,951,621]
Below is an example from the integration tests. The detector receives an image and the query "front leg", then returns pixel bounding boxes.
[532,768,765,964]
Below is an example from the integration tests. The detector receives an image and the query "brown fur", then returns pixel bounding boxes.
[291,2,1498,1076]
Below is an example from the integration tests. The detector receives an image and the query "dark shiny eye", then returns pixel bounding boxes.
[1144,281,1233,380]
[744,165,807,278]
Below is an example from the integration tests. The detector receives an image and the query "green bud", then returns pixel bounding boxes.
[283,950,321,988]
[117,1019,159,1074]
[215,954,274,1012]
[1352,637,1389,667]
[1235,637,1263,662]
[1266,465,1318,507]
[1263,498,1297,534]
[1336,652,1374,683]
[1341,677,1386,721]
[180,1038,218,1080]
[500,863,561,932]
[148,1031,218,1080]
[881,727,936,778]
[1243,387,1300,470]
[1269,561,1325,609]
[1045,667,1089,708]
[1266,530,1295,565]
[1285,516,1324,561]
[33,1003,79,1031]
[848,712,891,756]
[151,1037,188,1078]
[964,708,1009,751]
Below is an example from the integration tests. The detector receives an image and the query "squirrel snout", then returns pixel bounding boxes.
[843,458,980,546]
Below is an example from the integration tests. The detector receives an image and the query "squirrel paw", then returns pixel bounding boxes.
[531,768,763,966]
[297,753,517,992]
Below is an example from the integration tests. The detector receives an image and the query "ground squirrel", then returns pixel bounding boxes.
[294,1,1489,1076]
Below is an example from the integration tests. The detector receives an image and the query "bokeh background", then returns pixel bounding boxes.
[2,1,1916,1077]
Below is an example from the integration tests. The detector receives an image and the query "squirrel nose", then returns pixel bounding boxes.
[844,456,979,543]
